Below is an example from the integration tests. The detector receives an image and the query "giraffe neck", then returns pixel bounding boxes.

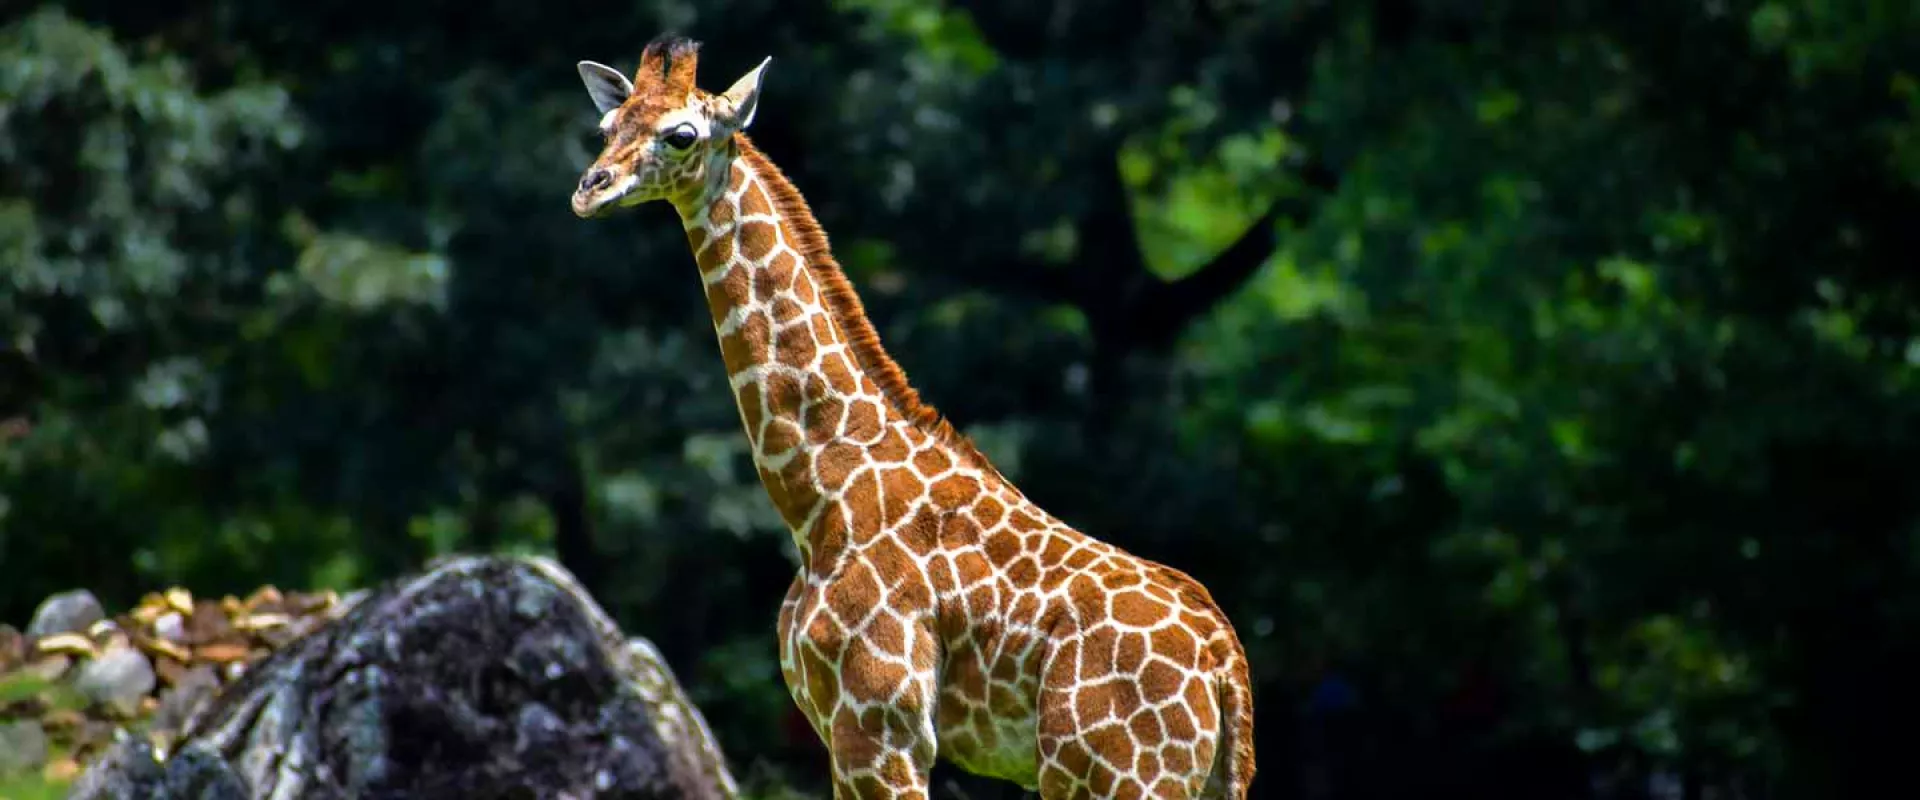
[672,135,1000,564]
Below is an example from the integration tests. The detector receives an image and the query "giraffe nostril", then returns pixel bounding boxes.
[580,169,613,193]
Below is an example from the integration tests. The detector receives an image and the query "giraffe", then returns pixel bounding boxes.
[567,36,1256,800]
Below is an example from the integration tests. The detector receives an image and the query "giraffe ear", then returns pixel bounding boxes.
[577,60,634,115]
[717,56,771,131]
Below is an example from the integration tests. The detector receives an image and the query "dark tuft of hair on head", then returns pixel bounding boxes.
[640,33,703,82]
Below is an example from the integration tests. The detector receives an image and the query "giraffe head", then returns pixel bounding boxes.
[570,36,769,218]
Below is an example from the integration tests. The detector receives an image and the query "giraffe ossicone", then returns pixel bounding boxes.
[569,35,1257,800]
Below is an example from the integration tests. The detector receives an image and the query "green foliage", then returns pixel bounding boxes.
[0,771,69,800]
[0,671,85,798]
[4,0,1919,796]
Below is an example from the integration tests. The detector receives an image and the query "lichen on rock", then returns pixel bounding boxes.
[58,554,738,799]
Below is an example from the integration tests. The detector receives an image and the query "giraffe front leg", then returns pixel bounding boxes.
[778,574,833,749]
[823,612,941,800]
[823,696,939,800]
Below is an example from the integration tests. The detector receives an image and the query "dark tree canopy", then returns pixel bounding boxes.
[4,0,1919,796]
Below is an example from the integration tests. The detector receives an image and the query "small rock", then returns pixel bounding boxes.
[0,719,49,776]
[163,588,194,616]
[515,701,567,750]
[195,642,251,664]
[35,631,98,659]
[41,708,86,732]
[75,647,156,718]
[0,624,24,670]
[44,755,83,783]
[66,737,165,800]
[236,611,292,633]
[145,636,192,666]
[132,593,170,626]
[152,666,220,734]
[22,653,72,681]
[186,604,233,642]
[288,589,337,615]
[73,719,122,758]
[154,655,187,686]
[255,624,301,648]
[245,585,284,612]
[158,745,251,799]
[27,589,105,636]
[153,611,188,644]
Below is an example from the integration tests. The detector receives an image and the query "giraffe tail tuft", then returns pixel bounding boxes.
[1205,645,1256,800]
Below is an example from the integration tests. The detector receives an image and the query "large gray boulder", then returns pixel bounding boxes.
[67,555,739,800]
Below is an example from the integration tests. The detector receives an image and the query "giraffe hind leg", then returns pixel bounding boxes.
[1034,635,1227,800]
[1034,684,1203,800]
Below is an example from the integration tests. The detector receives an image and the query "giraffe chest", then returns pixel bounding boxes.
[776,562,1051,789]
[931,608,1047,787]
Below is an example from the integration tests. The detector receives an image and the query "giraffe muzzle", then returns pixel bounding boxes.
[570,168,638,219]
[579,168,613,194]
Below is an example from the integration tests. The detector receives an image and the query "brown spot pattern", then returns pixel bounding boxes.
[583,43,1257,798]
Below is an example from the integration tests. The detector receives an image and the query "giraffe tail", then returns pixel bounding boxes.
[1205,641,1257,800]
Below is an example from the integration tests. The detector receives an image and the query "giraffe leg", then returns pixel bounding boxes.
[1035,683,1176,800]
[1034,641,1211,800]
[821,698,938,800]
[778,574,833,748]
[816,602,942,800]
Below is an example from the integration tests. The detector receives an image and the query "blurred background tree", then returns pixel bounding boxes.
[4,0,1918,797]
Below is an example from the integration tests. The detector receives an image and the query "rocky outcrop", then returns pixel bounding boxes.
[7,555,737,799]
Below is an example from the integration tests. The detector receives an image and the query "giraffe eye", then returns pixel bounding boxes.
[662,123,698,151]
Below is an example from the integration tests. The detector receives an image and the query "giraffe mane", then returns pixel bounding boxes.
[637,33,701,94]
[730,134,999,475]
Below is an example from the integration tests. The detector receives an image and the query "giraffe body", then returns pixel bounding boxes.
[570,37,1255,800]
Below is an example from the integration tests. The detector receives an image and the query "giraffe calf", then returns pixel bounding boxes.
[568,35,1256,800]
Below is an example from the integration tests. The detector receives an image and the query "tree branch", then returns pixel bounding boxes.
[1080,140,1150,276]
[542,445,601,596]
[1122,157,1340,351]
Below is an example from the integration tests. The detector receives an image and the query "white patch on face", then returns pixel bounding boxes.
[599,108,620,135]
[653,107,711,143]
[610,173,646,206]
